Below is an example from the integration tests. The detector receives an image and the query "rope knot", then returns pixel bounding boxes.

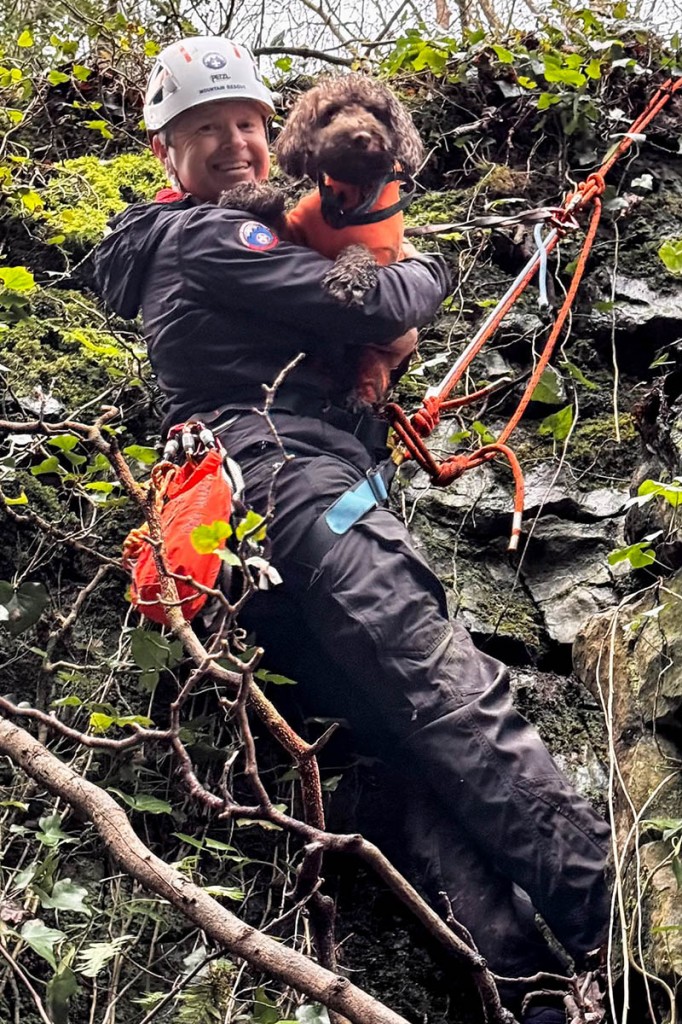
[433,454,470,486]
[579,172,606,199]
[411,395,441,437]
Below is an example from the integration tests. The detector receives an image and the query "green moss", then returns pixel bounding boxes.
[2,288,147,409]
[34,150,167,244]
[405,188,468,227]
[569,412,636,462]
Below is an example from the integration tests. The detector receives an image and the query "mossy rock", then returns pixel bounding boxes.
[26,150,167,246]
[2,287,148,410]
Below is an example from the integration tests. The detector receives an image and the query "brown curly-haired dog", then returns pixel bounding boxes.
[221,73,425,406]
[274,72,424,184]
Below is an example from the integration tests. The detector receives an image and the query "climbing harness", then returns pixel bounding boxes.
[386,74,682,551]
[123,422,240,625]
[318,167,417,229]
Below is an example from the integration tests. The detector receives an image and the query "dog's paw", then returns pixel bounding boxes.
[218,182,286,224]
[322,244,379,306]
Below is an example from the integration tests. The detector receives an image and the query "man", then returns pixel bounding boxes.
[93,36,609,1023]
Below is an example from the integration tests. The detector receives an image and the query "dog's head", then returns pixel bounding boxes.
[274,73,424,184]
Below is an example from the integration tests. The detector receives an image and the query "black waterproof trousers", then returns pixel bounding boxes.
[222,412,610,979]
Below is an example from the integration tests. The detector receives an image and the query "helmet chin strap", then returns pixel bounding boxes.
[164,156,184,193]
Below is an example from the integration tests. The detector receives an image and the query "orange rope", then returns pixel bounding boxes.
[387,75,682,549]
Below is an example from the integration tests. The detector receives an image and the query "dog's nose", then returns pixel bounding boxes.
[351,131,373,149]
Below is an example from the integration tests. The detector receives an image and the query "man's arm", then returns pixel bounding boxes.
[178,206,451,350]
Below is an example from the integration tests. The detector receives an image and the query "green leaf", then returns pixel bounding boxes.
[0,580,49,636]
[36,878,91,916]
[130,628,176,672]
[607,540,656,570]
[517,76,537,89]
[531,367,563,404]
[559,360,599,390]
[537,92,560,110]
[51,695,83,708]
[274,56,292,73]
[3,491,28,505]
[538,405,574,441]
[123,444,158,465]
[471,421,496,445]
[637,479,682,508]
[5,108,24,124]
[76,935,133,977]
[47,961,79,1024]
[109,789,173,815]
[614,0,627,15]
[0,266,35,292]
[191,519,232,554]
[659,239,682,276]
[48,434,79,452]
[21,919,67,970]
[36,813,76,848]
[491,45,514,63]
[202,884,244,901]
[72,64,92,81]
[253,986,282,1024]
[17,28,34,48]
[255,669,297,685]
[83,119,113,140]
[31,456,61,476]
[48,70,70,85]
[585,58,602,80]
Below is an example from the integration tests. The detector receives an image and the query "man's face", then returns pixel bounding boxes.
[154,99,270,201]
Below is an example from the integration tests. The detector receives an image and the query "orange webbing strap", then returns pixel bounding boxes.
[387,75,682,549]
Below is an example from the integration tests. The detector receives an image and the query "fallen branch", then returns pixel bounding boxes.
[0,715,410,1024]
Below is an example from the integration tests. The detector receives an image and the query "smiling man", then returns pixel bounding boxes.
[93,37,610,1024]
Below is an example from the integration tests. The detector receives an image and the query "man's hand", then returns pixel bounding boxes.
[399,240,420,260]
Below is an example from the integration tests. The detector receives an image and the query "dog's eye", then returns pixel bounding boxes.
[319,105,340,125]
[368,106,390,125]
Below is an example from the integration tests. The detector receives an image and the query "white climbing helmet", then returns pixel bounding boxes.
[143,35,275,134]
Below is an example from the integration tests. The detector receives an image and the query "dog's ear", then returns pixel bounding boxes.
[385,93,424,176]
[274,87,321,179]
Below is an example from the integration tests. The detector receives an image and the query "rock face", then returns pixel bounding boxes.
[573,578,682,1000]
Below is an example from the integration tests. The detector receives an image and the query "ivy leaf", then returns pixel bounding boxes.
[559,360,599,390]
[471,421,495,445]
[21,919,67,970]
[491,44,514,63]
[76,935,133,977]
[538,405,574,441]
[531,367,564,404]
[255,669,297,686]
[274,56,292,73]
[109,789,173,815]
[659,239,682,276]
[123,444,158,465]
[202,884,244,901]
[607,540,656,569]
[83,119,113,140]
[36,813,76,848]
[47,961,80,1024]
[17,28,34,48]
[48,70,70,85]
[48,434,79,452]
[191,520,232,553]
[72,64,92,81]
[31,455,61,476]
[0,266,35,292]
[635,479,682,508]
[296,1005,331,1023]
[4,491,28,505]
[35,878,91,916]
[0,580,49,636]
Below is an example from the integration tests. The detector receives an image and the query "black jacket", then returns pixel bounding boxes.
[93,197,451,433]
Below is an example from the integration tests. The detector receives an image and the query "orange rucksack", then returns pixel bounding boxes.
[124,448,232,626]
